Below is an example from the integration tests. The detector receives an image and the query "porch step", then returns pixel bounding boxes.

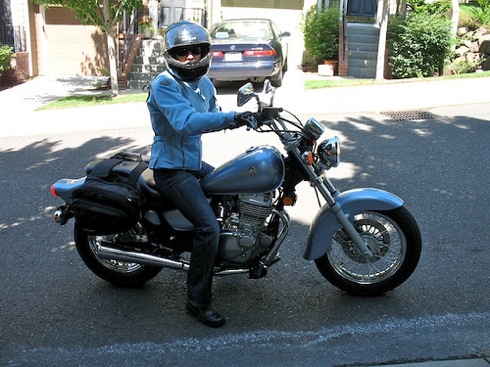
[347,25,379,78]
[128,39,167,90]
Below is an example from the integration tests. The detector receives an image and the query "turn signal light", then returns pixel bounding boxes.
[301,151,314,165]
[282,196,294,206]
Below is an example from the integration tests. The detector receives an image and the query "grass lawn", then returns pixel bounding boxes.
[304,70,490,89]
[36,92,148,111]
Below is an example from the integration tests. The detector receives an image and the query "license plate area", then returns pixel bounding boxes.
[224,52,243,62]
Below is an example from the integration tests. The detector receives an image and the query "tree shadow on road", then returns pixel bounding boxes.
[0,113,489,357]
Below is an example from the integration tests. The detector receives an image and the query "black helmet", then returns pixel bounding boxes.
[163,21,212,82]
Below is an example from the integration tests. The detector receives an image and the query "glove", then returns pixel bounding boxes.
[232,112,263,130]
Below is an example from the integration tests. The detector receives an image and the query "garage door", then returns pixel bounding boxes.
[44,7,108,75]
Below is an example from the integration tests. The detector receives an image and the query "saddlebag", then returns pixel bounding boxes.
[71,155,148,235]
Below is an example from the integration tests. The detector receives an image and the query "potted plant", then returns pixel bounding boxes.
[302,5,340,75]
[139,16,155,39]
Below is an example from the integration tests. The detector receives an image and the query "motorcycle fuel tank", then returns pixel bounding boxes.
[201,146,285,195]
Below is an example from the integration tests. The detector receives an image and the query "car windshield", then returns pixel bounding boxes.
[211,21,272,40]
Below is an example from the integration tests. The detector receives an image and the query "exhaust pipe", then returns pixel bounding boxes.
[98,242,190,271]
[97,241,250,276]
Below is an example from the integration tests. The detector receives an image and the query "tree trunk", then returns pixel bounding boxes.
[376,0,388,81]
[451,0,460,37]
[104,0,119,96]
[106,31,119,96]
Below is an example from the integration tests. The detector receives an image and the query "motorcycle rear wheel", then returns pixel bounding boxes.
[314,206,422,296]
[74,224,162,287]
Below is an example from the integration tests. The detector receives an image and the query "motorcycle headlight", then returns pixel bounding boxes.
[317,137,340,169]
[304,118,325,141]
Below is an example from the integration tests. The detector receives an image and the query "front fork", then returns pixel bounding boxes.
[293,149,374,259]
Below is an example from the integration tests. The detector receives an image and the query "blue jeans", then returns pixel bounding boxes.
[153,163,219,308]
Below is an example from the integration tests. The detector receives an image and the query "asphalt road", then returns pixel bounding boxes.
[0,79,489,366]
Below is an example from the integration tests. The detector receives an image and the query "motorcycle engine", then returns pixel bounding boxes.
[218,193,275,263]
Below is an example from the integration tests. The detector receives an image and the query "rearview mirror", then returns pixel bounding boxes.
[237,82,256,107]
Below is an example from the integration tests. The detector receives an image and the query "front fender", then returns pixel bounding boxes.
[304,188,403,260]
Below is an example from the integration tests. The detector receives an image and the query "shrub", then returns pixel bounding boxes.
[0,44,13,77]
[448,57,481,74]
[388,13,452,78]
[467,0,490,26]
[406,0,451,15]
[302,5,339,64]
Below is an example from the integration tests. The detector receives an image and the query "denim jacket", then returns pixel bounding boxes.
[147,71,236,171]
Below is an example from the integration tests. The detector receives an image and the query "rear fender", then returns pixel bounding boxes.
[304,188,403,260]
[52,177,86,203]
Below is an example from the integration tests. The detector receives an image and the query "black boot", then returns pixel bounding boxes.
[186,303,226,328]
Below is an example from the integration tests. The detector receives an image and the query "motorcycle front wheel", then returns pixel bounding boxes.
[314,206,422,296]
[74,223,162,287]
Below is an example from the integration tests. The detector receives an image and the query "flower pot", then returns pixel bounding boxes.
[318,60,338,76]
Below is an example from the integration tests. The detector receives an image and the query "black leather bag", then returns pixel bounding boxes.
[72,157,147,235]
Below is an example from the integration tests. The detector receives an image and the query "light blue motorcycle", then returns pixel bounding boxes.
[51,81,421,296]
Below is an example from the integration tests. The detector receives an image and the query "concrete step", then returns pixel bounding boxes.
[133,55,166,65]
[348,33,379,45]
[348,66,376,78]
[348,41,379,53]
[349,58,377,68]
[128,78,154,90]
[130,63,166,73]
[348,25,380,37]
[349,49,378,61]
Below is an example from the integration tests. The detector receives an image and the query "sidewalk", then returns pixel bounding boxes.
[1,72,490,138]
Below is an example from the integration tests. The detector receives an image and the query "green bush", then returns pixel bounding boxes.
[0,44,13,77]
[467,0,490,26]
[388,13,452,78]
[302,5,339,64]
[448,57,481,74]
[406,0,451,15]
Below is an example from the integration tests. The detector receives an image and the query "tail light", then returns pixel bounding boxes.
[50,184,59,197]
[244,49,276,57]
[211,51,224,58]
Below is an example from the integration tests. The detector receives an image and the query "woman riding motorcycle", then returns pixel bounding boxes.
[147,20,261,328]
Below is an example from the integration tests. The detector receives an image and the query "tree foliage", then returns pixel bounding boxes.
[31,0,143,34]
[406,0,452,15]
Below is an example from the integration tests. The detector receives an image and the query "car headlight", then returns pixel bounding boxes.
[317,137,340,169]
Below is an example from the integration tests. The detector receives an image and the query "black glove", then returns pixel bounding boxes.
[232,112,263,130]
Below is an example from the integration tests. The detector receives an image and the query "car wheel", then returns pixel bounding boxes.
[271,68,283,87]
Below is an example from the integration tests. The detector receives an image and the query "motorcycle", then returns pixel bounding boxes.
[50,80,422,296]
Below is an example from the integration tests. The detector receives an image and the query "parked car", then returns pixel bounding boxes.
[207,18,290,87]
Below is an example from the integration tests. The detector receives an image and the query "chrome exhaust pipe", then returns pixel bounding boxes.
[97,242,250,276]
[97,243,189,271]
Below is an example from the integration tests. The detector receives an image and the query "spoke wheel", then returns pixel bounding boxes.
[75,223,162,287]
[315,207,421,296]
